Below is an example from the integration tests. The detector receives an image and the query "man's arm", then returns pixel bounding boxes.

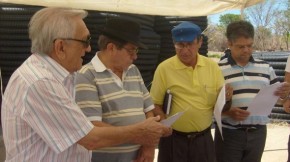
[283,99,290,113]
[222,84,233,112]
[91,121,112,127]
[222,84,250,121]
[145,110,154,118]
[152,104,166,120]
[222,107,250,121]
[222,100,232,112]
[276,83,290,105]
[285,72,290,83]
[282,71,290,113]
[77,116,170,150]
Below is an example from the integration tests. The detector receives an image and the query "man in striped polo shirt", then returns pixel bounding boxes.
[1,8,171,162]
[75,18,169,162]
[215,20,290,162]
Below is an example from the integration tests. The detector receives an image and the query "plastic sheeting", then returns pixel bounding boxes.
[0,0,264,16]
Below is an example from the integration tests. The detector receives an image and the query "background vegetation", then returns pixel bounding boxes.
[206,0,290,53]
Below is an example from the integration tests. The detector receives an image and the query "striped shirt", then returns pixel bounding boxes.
[1,53,94,162]
[219,54,279,128]
[75,53,154,162]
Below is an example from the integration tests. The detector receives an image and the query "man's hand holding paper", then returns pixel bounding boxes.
[247,82,287,116]
[160,111,185,127]
[275,82,290,101]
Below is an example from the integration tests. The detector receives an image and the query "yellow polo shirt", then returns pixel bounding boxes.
[150,54,224,132]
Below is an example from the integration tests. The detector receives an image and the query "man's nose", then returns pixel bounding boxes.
[86,44,91,52]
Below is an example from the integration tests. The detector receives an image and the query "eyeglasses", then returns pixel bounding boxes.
[122,47,139,55]
[174,43,194,50]
[54,35,91,48]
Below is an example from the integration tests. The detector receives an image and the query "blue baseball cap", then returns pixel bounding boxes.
[171,22,202,42]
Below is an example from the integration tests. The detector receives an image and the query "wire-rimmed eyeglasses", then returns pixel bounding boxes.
[122,47,139,55]
[54,35,91,48]
[174,43,194,50]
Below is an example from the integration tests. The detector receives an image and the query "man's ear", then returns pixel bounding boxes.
[53,39,66,60]
[106,42,116,53]
[198,36,203,47]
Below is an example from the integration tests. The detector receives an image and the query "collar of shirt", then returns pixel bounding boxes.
[91,52,133,72]
[174,53,206,70]
[35,53,73,83]
[227,52,255,66]
[91,52,134,88]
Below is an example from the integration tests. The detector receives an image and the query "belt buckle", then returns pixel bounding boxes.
[245,127,257,132]
[187,134,197,139]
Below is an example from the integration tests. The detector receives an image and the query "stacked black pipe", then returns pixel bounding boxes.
[252,51,290,123]
[2,3,289,124]
[0,3,208,117]
[0,3,209,90]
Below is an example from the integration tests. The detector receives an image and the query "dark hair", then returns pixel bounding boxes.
[226,20,254,42]
[97,34,127,50]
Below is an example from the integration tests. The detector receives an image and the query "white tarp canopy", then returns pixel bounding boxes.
[0,0,264,16]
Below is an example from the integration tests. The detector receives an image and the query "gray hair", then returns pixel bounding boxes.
[29,7,88,54]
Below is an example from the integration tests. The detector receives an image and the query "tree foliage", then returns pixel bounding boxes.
[208,0,290,52]
[206,14,242,52]
[219,14,242,27]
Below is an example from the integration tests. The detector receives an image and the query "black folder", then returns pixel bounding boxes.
[162,89,173,115]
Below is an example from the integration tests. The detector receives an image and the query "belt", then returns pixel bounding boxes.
[173,126,211,139]
[236,125,265,132]
[214,122,266,132]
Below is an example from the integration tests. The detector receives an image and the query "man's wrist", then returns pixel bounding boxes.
[279,94,290,102]
[222,99,232,112]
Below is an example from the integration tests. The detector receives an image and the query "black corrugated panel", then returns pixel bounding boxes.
[0,3,209,114]
[154,16,208,64]
[253,52,290,121]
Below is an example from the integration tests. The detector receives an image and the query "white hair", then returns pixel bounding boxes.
[29,7,88,54]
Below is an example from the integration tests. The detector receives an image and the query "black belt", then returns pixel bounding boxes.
[173,126,211,139]
[235,125,265,132]
[214,122,266,132]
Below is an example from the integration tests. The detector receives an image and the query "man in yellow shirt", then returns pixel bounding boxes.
[150,21,225,162]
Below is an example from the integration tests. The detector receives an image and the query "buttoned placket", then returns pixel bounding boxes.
[64,74,75,99]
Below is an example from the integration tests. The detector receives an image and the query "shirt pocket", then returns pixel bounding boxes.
[204,85,218,107]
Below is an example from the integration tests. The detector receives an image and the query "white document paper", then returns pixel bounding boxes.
[247,82,282,116]
[160,111,185,127]
[213,84,226,140]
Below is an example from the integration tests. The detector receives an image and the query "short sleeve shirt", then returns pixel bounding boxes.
[1,53,94,162]
[150,54,225,132]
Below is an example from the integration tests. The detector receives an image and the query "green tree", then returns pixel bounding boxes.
[206,14,243,52]
[219,14,242,27]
